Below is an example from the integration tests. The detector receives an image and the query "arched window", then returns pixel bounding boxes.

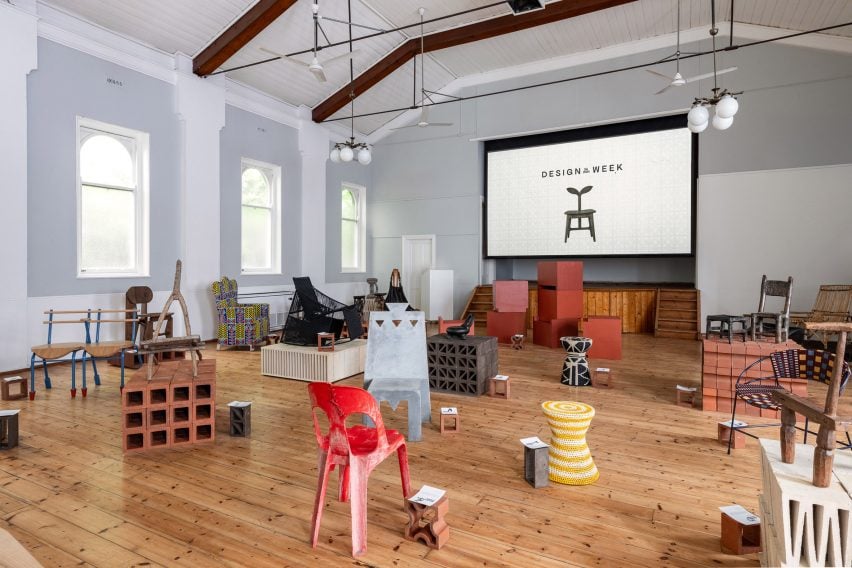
[341,184,366,272]
[241,159,281,273]
[78,118,148,276]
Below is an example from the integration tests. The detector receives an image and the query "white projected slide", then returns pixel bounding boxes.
[486,128,693,257]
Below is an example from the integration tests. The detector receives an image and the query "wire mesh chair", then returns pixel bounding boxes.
[282,277,363,345]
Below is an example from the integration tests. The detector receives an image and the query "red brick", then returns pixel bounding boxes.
[731,354,747,373]
[171,404,191,426]
[146,377,171,408]
[703,352,718,367]
[192,378,216,403]
[745,343,762,356]
[717,343,733,355]
[717,398,733,413]
[148,426,170,449]
[147,407,169,428]
[123,431,147,453]
[731,343,746,355]
[703,339,718,353]
[171,426,192,446]
[192,422,215,444]
[703,397,717,412]
[703,387,717,398]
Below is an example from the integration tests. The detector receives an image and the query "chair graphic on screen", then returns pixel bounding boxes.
[564,185,596,242]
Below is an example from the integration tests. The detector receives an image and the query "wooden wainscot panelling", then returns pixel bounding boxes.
[581,288,658,334]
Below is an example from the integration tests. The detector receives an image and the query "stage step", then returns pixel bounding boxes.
[654,288,700,340]
[462,285,493,333]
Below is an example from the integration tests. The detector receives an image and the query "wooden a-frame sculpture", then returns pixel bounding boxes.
[138,260,205,379]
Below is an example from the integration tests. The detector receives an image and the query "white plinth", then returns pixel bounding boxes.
[759,439,852,567]
[261,339,366,383]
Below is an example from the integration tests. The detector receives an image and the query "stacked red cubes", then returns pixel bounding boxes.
[122,359,216,453]
[486,280,529,343]
[533,261,583,348]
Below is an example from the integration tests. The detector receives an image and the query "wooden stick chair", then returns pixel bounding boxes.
[749,275,794,343]
[307,383,411,557]
[81,309,138,396]
[789,284,852,345]
[138,260,205,379]
[29,311,86,399]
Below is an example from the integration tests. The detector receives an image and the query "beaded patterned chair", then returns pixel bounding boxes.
[211,276,270,350]
[727,348,851,453]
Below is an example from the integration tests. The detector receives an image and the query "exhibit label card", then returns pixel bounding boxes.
[719,504,760,525]
[441,407,458,415]
[408,485,446,506]
[520,436,549,449]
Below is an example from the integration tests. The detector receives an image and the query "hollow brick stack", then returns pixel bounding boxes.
[701,337,805,417]
[122,359,216,452]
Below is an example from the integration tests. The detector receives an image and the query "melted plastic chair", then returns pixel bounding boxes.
[307,383,411,557]
[445,313,476,339]
[728,348,851,453]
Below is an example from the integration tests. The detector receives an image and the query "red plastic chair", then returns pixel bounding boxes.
[307,383,412,557]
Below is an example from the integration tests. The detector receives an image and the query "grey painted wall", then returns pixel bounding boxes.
[219,104,302,285]
[372,39,852,302]
[325,156,372,283]
[27,38,181,296]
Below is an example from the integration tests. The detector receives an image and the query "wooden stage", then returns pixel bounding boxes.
[2,334,848,567]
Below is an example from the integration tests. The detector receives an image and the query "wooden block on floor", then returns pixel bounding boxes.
[720,506,761,555]
[439,407,460,434]
[718,421,746,449]
[488,375,510,399]
[676,385,697,407]
[1,376,28,401]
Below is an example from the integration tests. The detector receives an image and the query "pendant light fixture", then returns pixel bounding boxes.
[329,0,371,165]
[687,0,741,133]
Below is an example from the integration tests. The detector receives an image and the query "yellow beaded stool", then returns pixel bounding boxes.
[541,400,599,485]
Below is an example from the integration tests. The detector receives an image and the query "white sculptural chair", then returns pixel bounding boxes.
[364,303,431,441]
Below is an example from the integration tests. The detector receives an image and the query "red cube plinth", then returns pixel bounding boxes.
[584,316,622,360]
[538,289,583,321]
[493,281,529,312]
[487,311,527,343]
[537,261,583,290]
[533,318,579,349]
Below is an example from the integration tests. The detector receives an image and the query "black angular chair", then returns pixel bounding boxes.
[282,277,363,345]
[727,348,851,454]
[446,314,475,339]
[564,185,596,242]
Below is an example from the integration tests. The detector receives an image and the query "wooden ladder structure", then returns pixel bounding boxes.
[460,285,493,332]
[654,288,701,340]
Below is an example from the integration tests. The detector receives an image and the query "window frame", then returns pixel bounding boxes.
[240,157,282,275]
[341,182,366,273]
[76,116,150,278]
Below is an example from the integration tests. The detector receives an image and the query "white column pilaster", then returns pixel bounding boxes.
[174,55,226,340]
[298,111,331,282]
[0,4,38,371]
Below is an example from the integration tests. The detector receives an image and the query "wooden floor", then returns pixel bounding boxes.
[1,335,847,567]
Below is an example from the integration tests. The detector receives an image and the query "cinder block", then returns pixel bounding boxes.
[147,407,169,428]
[122,409,145,431]
[532,318,579,349]
[193,379,216,403]
[194,402,213,422]
[170,374,193,405]
[147,377,171,408]
[122,378,148,409]
[172,426,192,446]
[537,261,583,290]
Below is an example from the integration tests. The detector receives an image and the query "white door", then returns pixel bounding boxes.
[401,235,435,310]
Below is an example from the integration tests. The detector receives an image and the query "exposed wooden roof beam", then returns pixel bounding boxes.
[194,0,299,77]
[312,0,636,122]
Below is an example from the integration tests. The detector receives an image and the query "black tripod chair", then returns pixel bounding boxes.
[564,185,596,242]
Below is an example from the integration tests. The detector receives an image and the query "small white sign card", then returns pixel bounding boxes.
[0,409,21,417]
[441,407,457,415]
[3,376,23,383]
[719,420,748,429]
[520,436,549,449]
[719,504,760,525]
[227,401,252,408]
[595,367,610,373]
[676,384,697,392]
[408,485,446,506]
[494,374,509,381]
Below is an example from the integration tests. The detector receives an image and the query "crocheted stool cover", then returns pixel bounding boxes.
[541,400,599,485]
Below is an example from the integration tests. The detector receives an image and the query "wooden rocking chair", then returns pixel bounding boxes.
[790,284,852,346]
[138,260,205,380]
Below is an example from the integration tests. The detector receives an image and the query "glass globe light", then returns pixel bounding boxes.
[340,146,354,162]
[357,147,372,165]
[329,147,341,163]
[712,114,734,130]
[716,94,739,118]
[687,105,709,125]
[688,119,708,133]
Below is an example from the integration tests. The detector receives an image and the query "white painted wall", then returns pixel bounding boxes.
[696,163,852,322]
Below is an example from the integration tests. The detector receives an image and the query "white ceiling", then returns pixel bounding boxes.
[41,0,852,135]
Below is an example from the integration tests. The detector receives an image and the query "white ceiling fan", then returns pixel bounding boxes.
[391,8,454,131]
[260,2,359,83]
[646,0,737,95]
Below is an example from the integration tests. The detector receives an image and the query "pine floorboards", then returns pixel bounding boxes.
[2,334,848,567]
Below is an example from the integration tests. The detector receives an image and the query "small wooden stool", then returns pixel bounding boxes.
[229,402,251,437]
[511,334,524,350]
[0,411,20,449]
[1,376,28,401]
[317,332,335,352]
[405,493,449,549]
[676,385,697,407]
[720,506,761,555]
[488,375,510,399]
[439,407,460,434]
[718,420,746,450]
[592,367,611,388]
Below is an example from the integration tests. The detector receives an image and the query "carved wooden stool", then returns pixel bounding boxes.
[439,407,460,434]
[488,375,510,399]
[405,494,449,549]
[1,376,28,401]
[511,334,524,350]
[317,332,335,352]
